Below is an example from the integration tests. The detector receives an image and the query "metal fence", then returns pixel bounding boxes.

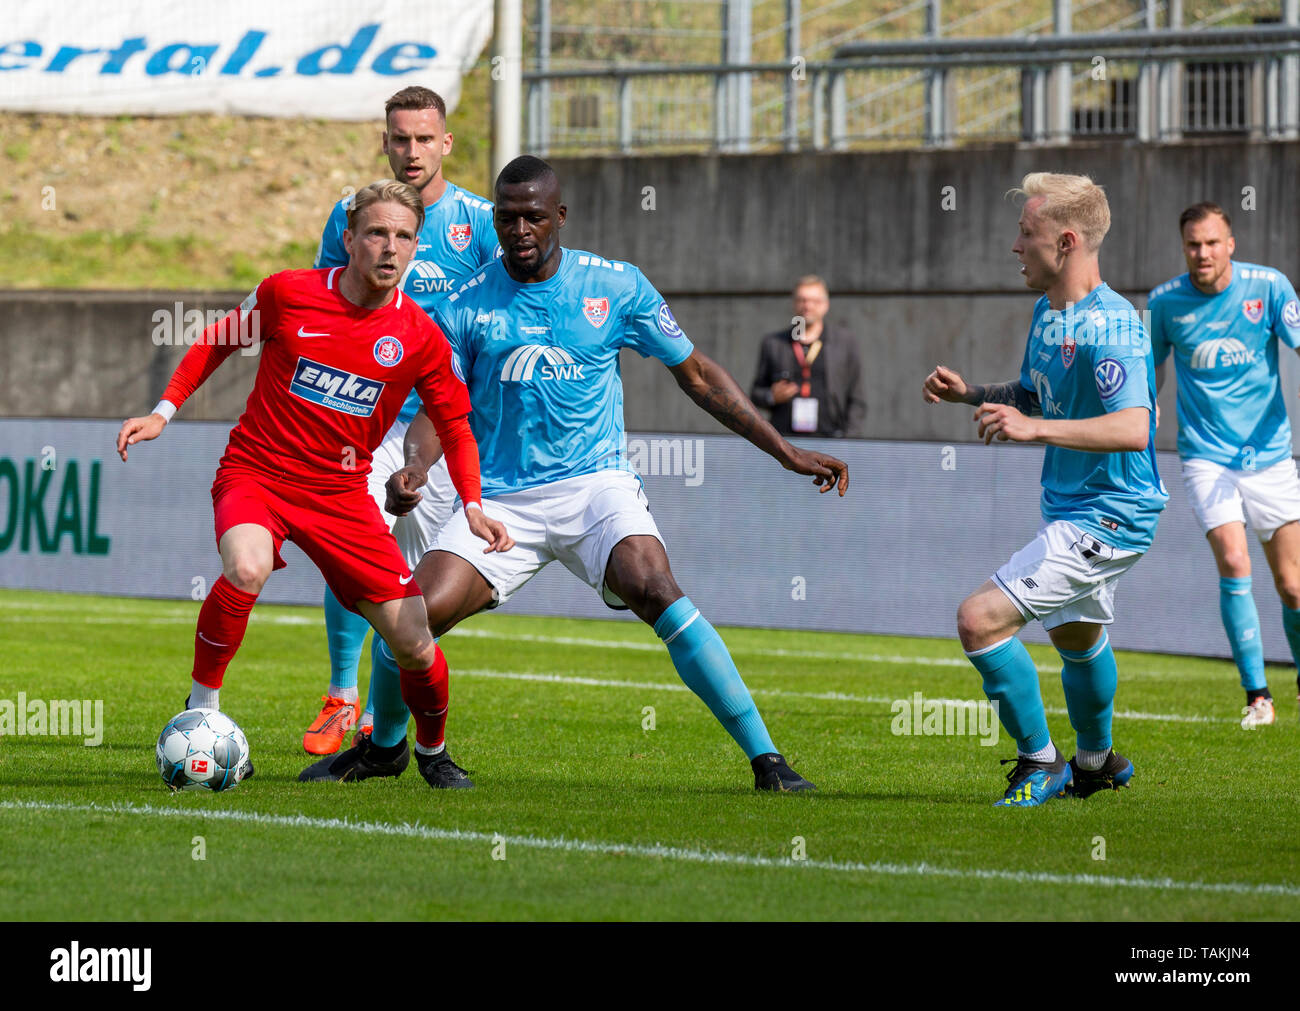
[523,3,1300,151]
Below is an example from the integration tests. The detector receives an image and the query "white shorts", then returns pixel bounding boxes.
[993,520,1143,630]
[1180,456,1300,541]
[368,419,457,569]
[430,469,664,608]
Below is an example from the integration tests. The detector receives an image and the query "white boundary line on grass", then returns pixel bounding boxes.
[3,799,1297,899]
[454,668,1226,725]
[0,610,1228,724]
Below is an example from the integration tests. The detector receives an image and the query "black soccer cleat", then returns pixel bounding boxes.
[238,757,255,782]
[1065,750,1134,799]
[752,753,816,792]
[414,748,474,790]
[298,734,410,782]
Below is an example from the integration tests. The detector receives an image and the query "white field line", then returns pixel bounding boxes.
[0,608,1228,724]
[0,605,1200,678]
[455,668,1225,725]
[3,799,1297,900]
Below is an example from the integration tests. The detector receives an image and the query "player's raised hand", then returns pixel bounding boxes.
[116,413,167,461]
[783,447,849,496]
[384,465,429,517]
[975,403,1039,444]
[466,505,514,553]
[923,365,969,404]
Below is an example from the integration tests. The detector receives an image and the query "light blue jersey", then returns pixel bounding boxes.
[314,179,499,422]
[1017,283,1167,552]
[1148,261,1300,470]
[432,248,695,497]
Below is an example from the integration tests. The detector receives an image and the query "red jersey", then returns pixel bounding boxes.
[162,267,478,500]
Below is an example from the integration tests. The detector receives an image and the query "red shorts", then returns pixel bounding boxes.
[211,465,420,613]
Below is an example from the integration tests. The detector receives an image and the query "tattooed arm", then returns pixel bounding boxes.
[669,351,848,496]
[961,380,1041,416]
[923,365,1040,415]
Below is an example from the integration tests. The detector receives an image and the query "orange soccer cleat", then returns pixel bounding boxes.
[303,695,361,755]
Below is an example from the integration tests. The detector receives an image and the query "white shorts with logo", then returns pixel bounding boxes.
[1180,456,1300,541]
[992,520,1143,630]
[430,469,663,608]
[368,419,457,569]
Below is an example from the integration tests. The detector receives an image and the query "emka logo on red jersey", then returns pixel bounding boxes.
[290,356,386,416]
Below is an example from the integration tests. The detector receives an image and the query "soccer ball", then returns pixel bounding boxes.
[156,708,251,792]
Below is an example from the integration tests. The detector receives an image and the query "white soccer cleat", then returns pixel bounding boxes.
[1240,696,1275,730]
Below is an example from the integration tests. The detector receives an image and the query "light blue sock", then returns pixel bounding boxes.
[324,586,370,691]
[368,636,409,749]
[965,636,1050,755]
[1058,631,1117,753]
[653,597,776,760]
[360,661,376,723]
[1281,606,1300,687]
[1220,577,1266,691]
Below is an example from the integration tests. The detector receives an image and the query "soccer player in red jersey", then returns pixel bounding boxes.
[117,180,512,786]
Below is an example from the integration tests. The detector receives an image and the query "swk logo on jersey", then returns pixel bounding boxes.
[405,259,454,295]
[582,297,610,329]
[499,345,584,382]
[447,223,472,252]
[1242,298,1264,323]
[1191,337,1255,369]
[290,357,385,416]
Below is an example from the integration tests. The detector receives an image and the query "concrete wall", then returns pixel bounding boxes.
[4,141,1300,449]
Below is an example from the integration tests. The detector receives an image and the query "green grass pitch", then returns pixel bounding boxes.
[2,588,1299,921]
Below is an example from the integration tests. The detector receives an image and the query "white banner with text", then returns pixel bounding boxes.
[2,1,493,119]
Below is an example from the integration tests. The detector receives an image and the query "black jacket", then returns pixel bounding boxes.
[749,318,866,438]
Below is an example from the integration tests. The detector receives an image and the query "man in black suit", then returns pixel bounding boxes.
[750,275,866,438]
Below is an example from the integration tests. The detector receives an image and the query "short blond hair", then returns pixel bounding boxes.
[792,274,828,296]
[1009,172,1110,251]
[346,179,425,235]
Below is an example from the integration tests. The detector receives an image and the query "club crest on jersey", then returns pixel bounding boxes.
[372,336,404,367]
[583,297,610,329]
[290,357,385,416]
[447,223,472,252]
[1242,298,1264,323]
[1061,334,1076,369]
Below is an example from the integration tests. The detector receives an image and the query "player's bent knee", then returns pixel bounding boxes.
[389,635,437,672]
[1048,622,1102,654]
[425,595,462,639]
[224,556,271,594]
[956,594,1015,652]
[955,598,986,651]
[625,574,681,617]
[1219,550,1252,578]
[1274,577,1300,611]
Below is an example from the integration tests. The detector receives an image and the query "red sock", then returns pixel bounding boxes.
[400,645,449,748]
[191,576,258,688]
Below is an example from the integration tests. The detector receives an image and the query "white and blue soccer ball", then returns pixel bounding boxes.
[156,708,251,792]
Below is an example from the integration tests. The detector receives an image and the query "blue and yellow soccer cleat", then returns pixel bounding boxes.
[1065,750,1134,798]
[995,753,1072,807]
